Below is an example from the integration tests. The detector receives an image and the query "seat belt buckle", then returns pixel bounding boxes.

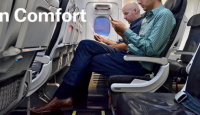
[175,91,187,103]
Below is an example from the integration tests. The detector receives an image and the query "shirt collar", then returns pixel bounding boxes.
[130,17,143,28]
[148,5,165,16]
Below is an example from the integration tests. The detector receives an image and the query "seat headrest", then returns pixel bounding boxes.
[165,0,181,12]
[153,0,187,75]
[187,14,200,26]
[165,0,187,19]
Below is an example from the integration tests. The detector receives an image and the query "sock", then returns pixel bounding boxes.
[53,81,75,99]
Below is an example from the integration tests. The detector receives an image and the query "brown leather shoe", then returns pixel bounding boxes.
[29,97,73,113]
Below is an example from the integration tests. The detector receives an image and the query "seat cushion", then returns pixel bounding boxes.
[169,59,188,76]
[116,93,195,115]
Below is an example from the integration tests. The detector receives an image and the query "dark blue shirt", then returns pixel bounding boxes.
[129,17,144,34]
[117,17,143,44]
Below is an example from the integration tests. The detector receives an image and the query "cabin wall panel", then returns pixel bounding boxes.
[75,0,122,41]
[196,0,200,13]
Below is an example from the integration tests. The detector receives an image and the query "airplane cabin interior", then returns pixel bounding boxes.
[0,0,200,115]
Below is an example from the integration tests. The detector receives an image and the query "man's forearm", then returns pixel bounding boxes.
[104,39,117,45]
[109,43,128,51]
[104,36,127,45]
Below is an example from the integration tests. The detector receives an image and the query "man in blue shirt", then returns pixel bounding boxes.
[94,1,143,51]
[30,0,175,113]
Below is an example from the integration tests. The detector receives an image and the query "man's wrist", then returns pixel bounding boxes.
[123,27,129,33]
[103,38,109,44]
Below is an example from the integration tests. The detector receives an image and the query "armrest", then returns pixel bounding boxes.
[174,50,195,56]
[0,46,21,58]
[35,56,50,64]
[124,55,168,65]
[57,43,65,48]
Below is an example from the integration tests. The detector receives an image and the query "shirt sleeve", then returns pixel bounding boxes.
[123,11,175,56]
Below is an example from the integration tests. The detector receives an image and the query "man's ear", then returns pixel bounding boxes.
[134,8,137,15]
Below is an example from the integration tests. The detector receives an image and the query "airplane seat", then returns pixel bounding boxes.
[0,0,27,53]
[45,0,71,56]
[115,44,200,115]
[57,1,77,70]
[71,7,80,46]
[107,0,187,92]
[27,0,72,96]
[72,14,80,49]
[49,0,75,75]
[167,13,200,91]
[0,0,59,114]
[50,1,76,69]
[163,0,188,56]
[74,16,83,51]
[141,0,188,53]
[65,6,79,66]
[0,1,26,114]
[65,5,79,66]
[77,15,83,42]
[30,51,46,79]
[106,0,187,108]
[61,48,69,68]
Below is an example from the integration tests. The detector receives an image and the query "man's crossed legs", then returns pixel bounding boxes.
[30,40,145,113]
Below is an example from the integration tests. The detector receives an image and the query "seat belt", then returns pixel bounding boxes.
[175,78,187,103]
[175,77,200,115]
[175,44,199,103]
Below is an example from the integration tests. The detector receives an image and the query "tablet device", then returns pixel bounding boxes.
[90,25,100,40]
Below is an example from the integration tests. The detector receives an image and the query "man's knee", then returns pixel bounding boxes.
[78,40,96,49]
[79,40,93,45]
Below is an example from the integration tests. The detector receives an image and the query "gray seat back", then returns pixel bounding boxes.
[49,0,75,75]
[180,14,200,63]
[152,0,187,75]
[0,0,29,75]
[77,19,83,43]
[162,0,187,58]
[71,6,80,45]
[0,0,13,52]
[15,0,58,49]
[62,2,76,45]
[0,0,59,114]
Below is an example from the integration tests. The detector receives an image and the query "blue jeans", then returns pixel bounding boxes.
[63,40,144,86]
[62,40,145,102]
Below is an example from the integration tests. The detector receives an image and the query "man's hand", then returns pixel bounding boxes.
[94,34,107,43]
[111,20,128,37]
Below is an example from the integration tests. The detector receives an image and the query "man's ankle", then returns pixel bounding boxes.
[54,82,75,99]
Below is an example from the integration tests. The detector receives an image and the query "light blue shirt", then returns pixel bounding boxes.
[124,5,176,71]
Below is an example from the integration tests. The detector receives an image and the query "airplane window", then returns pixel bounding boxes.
[94,17,110,37]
